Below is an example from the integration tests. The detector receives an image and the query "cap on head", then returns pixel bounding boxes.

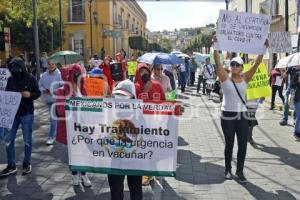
[231,57,244,65]
[112,80,136,98]
[88,67,103,77]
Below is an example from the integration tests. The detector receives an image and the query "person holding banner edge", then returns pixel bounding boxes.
[212,33,268,183]
[108,79,142,200]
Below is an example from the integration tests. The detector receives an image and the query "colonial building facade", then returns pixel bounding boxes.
[62,0,147,62]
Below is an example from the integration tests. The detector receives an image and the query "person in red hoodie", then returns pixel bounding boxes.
[135,63,166,101]
[100,56,113,92]
[134,63,165,186]
[55,64,92,187]
[115,52,127,80]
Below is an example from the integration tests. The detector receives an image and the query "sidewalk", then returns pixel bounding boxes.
[1,90,300,199]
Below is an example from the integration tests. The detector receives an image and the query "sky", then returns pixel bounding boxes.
[137,1,226,32]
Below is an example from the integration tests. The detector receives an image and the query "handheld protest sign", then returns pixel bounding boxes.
[0,68,11,91]
[65,97,179,177]
[83,77,105,97]
[269,32,292,53]
[243,63,271,100]
[0,91,22,129]
[215,10,271,55]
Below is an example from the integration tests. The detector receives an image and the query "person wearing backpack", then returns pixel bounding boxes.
[201,57,216,95]
[212,34,268,183]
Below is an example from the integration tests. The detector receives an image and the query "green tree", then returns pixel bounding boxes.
[0,0,62,52]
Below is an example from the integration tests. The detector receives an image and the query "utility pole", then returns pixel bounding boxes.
[225,0,229,10]
[32,0,40,79]
[89,0,93,57]
[285,0,289,89]
[285,0,289,57]
[59,0,63,50]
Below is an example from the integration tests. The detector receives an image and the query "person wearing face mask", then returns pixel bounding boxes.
[134,63,165,101]
[107,80,142,200]
[134,63,165,186]
[0,57,41,178]
[39,61,62,145]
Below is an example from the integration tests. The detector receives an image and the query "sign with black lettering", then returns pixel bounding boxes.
[65,97,181,176]
[0,68,11,91]
[269,32,292,53]
[0,91,22,129]
[216,10,271,54]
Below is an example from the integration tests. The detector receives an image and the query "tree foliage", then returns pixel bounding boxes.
[0,0,59,27]
[0,0,61,52]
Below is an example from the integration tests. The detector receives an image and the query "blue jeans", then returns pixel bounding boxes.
[47,103,57,138]
[5,114,34,167]
[283,88,296,121]
[294,102,300,136]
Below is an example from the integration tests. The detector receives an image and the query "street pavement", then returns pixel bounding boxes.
[0,85,300,200]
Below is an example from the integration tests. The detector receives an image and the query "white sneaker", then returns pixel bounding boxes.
[81,174,92,187]
[72,174,81,186]
[46,137,55,145]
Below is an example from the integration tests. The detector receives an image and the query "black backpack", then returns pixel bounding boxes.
[110,62,123,81]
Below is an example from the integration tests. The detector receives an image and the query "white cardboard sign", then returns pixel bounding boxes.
[0,68,11,91]
[216,10,271,55]
[269,32,292,53]
[0,91,22,129]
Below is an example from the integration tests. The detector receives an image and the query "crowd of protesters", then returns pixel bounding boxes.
[0,34,299,199]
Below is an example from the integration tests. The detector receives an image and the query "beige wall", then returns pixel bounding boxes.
[62,0,146,63]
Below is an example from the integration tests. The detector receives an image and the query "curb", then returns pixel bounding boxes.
[264,100,294,116]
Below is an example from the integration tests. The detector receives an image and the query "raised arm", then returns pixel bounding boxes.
[244,40,269,83]
[212,35,228,82]
[243,55,263,83]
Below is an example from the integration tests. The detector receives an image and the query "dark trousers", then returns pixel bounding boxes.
[179,72,186,92]
[164,70,176,90]
[271,85,285,108]
[190,72,195,86]
[203,79,211,95]
[221,111,249,173]
[197,75,203,93]
[108,175,142,200]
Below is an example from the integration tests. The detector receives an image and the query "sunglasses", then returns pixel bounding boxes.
[230,62,242,68]
[155,68,162,71]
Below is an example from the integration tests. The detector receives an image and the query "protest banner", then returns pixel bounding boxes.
[83,77,105,97]
[0,91,22,129]
[127,61,137,76]
[65,97,180,176]
[269,32,292,53]
[216,10,271,54]
[0,68,11,91]
[243,63,271,100]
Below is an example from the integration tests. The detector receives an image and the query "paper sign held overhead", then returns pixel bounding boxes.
[269,32,292,53]
[216,10,271,55]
